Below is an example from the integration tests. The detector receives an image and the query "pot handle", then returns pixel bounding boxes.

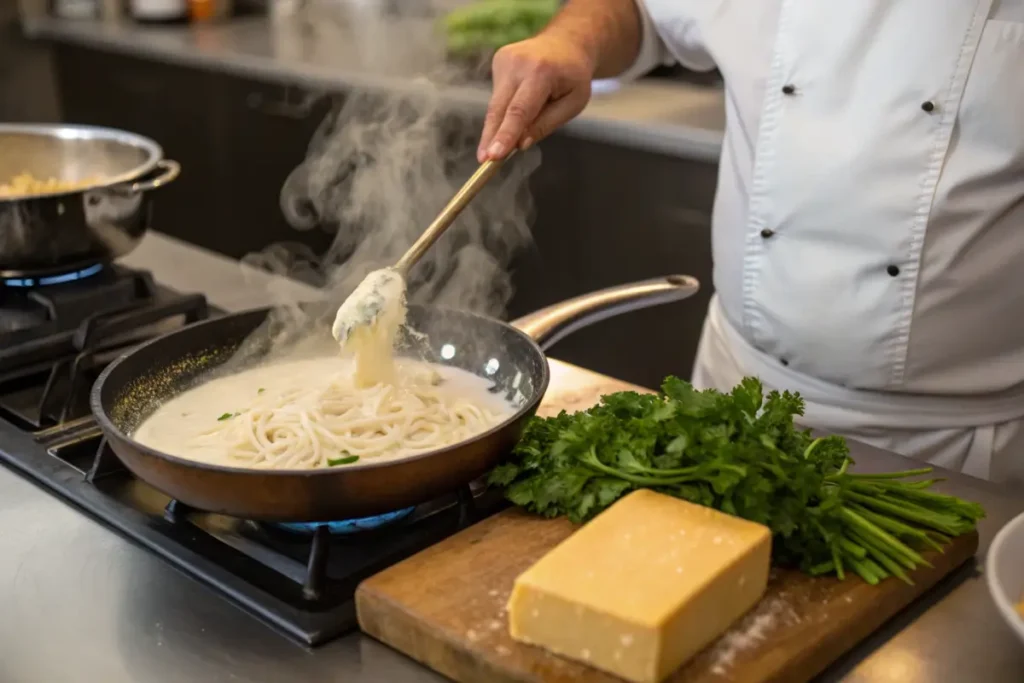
[127,160,181,193]
[511,275,700,350]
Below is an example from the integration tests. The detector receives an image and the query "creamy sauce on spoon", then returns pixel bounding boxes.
[331,268,408,387]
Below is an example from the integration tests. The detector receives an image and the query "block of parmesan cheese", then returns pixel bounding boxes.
[507,489,772,683]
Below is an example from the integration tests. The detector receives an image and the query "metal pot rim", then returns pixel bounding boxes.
[0,123,165,201]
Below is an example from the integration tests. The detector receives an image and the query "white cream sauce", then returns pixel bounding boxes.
[132,355,514,468]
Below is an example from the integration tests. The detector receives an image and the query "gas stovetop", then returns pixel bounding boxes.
[0,266,505,646]
[0,264,208,428]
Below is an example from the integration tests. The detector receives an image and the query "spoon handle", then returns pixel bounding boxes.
[393,151,515,276]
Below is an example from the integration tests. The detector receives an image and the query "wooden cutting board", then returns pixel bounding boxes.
[356,363,980,683]
[357,511,976,683]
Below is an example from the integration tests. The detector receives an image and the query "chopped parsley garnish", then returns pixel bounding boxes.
[489,376,985,585]
[328,454,360,466]
[258,388,265,394]
[217,412,235,421]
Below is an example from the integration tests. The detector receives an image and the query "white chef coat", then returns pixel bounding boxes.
[623,0,1024,482]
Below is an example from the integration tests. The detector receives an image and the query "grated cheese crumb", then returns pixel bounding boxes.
[709,597,793,677]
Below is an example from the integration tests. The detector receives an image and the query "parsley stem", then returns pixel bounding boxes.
[862,558,889,581]
[847,490,968,535]
[835,458,850,476]
[619,462,706,477]
[839,478,939,491]
[879,486,985,520]
[848,557,881,585]
[848,504,945,553]
[580,449,748,487]
[884,479,943,490]
[842,467,934,480]
[831,544,846,580]
[849,529,913,585]
[809,560,835,576]
[840,507,929,568]
[838,536,868,560]
[579,455,701,486]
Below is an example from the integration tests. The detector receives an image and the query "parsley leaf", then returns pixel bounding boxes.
[328,454,360,466]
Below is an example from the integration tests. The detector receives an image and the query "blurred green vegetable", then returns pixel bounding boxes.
[443,0,559,57]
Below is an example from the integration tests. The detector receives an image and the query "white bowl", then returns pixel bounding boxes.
[987,510,1024,644]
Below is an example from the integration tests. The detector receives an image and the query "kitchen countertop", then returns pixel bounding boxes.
[20,14,725,161]
[2,232,1024,682]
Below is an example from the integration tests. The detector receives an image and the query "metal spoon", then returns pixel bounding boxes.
[332,152,515,343]
[393,151,515,277]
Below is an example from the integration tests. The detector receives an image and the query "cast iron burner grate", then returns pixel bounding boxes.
[7,424,505,646]
[0,266,208,428]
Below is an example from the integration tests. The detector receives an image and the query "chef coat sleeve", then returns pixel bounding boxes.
[616,0,716,80]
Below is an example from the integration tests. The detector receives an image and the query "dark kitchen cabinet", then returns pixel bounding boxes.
[54,46,227,249]
[51,43,718,388]
[0,5,59,122]
[213,75,336,261]
[53,44,333,260]
[512,136,716,387]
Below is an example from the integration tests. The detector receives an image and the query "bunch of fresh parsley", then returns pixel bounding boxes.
[488,376,985,584]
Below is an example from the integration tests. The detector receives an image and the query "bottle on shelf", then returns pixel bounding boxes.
[188,0,231,22]
[128,0,188,23]
[52,0,100,20]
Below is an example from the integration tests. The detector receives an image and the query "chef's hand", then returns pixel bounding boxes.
[477,33,595,163]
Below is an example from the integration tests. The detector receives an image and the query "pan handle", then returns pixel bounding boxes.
[510,275,700,351]
[128,160,181,193]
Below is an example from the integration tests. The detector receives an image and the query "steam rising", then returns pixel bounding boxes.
[243,0,539,334]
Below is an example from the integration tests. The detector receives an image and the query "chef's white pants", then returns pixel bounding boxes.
[691,296,1024,485]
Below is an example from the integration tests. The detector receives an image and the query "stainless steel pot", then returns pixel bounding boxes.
[0,124,180,278]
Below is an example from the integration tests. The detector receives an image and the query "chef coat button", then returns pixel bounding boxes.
[921,100,936,113]
[887,265,901,277]
[780,358,790,366]
[781,84,796,95]
[760,228,775,239]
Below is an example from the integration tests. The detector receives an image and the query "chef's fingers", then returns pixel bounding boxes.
[520,86,591,149]
[483,78,551,161]
[479,76,520,163]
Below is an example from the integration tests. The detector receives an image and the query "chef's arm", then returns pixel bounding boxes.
[478,0,674,162]
[545,0,653,80]
[614,1,678,80]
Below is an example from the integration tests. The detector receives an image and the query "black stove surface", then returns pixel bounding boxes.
[0,268,506,646]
